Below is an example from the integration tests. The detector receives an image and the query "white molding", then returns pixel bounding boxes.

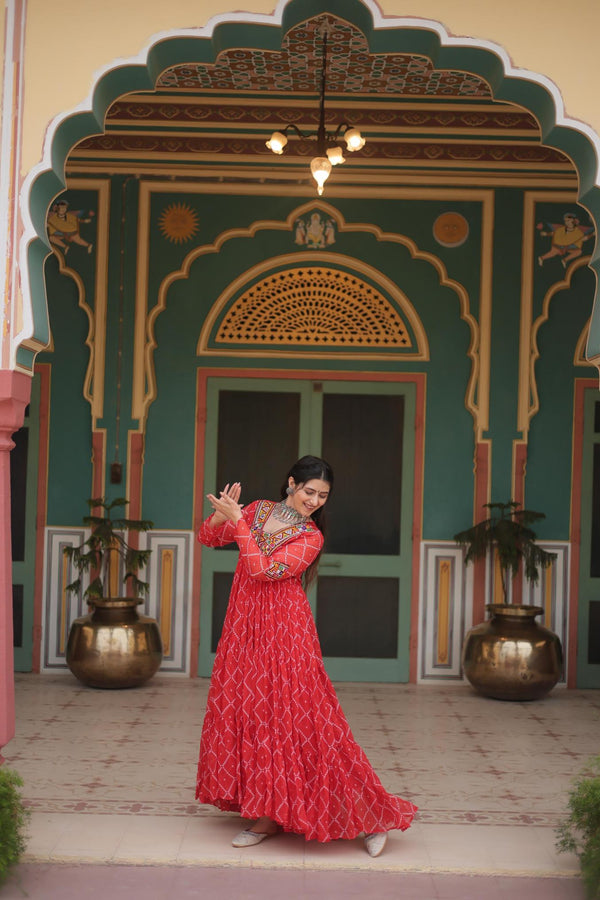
[418,541,471,682]
[41,528,86,670]
[41,527,193,675]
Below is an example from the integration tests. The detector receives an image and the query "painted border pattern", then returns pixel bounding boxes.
[41,527,193,674]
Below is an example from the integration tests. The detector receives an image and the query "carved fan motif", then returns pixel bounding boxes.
[215,267,412,348]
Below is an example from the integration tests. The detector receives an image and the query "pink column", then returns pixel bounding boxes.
[0,370,31,759]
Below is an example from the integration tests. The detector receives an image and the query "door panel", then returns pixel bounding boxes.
[578,391,600,686]
[216,390,301,502]
[198,376,415,682]
[11,374,40,671]
[321,392,403,555]
[316,575,399,658]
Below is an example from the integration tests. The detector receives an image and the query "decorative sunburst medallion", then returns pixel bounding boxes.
[158,202,199,244]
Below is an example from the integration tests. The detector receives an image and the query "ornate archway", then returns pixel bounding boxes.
[17,0,600,377]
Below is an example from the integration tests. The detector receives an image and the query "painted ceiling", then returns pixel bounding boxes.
[68,14,575,184]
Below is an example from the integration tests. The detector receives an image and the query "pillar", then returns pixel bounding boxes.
[0,370,31,759]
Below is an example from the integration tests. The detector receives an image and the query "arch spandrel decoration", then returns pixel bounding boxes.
[528,255,595,429]
[210,264,418,357]
[159,201,476,425]
[20,0,600,379]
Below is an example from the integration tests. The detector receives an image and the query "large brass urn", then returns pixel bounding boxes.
[66,598,163,689]
[462,604,563,701]
[63,497,160,689]
[455,501,562,702]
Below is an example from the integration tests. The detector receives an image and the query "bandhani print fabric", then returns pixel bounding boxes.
[196,499,417,841]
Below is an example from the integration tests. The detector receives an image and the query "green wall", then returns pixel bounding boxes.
[39,181,595,545]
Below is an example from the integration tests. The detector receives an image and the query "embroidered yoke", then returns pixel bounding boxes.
[196,499,417,842]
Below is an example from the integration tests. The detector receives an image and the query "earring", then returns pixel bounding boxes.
[286,486,294,495]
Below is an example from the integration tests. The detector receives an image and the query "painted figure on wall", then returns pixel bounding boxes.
[293,212,336,249]
[47,200,94,254]
[294,218,307,245]
[537,212,594,268]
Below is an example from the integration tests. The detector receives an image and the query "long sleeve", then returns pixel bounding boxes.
[197,500,260,548]
[234,517,323,581]
[197,514,237,548]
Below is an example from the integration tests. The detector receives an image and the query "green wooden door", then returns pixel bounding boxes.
[578,389,600,687]
[12,374,40,672]
[198,376,415,682]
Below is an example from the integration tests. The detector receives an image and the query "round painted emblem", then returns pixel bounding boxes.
[433,212,469,248]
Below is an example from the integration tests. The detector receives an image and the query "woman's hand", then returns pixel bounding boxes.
[206,482,243,526]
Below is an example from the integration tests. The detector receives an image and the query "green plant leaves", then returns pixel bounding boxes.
[557,755,600,898]
[0,767,29,884]
[454,500,557,603]
[63,497,154,601]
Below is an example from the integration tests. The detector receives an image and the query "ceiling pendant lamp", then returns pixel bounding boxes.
[265,19,366,195]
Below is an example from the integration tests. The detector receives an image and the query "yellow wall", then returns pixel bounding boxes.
[21,0,600,175]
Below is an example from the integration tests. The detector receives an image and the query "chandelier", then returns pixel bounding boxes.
[265,21,366,195]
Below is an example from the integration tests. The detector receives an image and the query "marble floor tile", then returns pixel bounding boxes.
[4,674,597,878]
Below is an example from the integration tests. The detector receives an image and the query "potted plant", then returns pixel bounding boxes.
[64,497,163,688]
[454,500,563,700]
[0,766,29,886]
[557,754,600,898]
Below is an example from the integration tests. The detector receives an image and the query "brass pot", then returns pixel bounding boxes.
[66,598,163,689]
[462,604,563,701]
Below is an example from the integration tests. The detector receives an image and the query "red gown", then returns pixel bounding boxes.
[196,499,417,842]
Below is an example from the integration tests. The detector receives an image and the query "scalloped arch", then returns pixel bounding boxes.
[143,200,477,430]
[17,0,600,374]
[529,256,595,429]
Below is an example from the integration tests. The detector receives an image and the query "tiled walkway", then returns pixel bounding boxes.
[2,673,594,897]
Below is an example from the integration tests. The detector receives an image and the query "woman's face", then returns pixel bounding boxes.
[288,477,330,518]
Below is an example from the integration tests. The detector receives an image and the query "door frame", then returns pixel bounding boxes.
[11,373,41,671]
[191,367,426,681]
[572,378,600,687]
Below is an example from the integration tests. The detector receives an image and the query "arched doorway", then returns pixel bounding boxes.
[12,0,600,690]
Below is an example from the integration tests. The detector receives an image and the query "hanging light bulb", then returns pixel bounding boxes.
[266,131,288,154]
[265,23,366,191]
[326,145,345,166]
[344,127,366,151]
[310,156,332,195]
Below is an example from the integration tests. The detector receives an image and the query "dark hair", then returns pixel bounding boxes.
[280,455,333,588]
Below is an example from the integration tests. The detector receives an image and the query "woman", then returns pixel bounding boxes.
[196,455,417,856]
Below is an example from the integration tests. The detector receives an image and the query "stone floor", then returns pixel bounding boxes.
[1,673,594,898]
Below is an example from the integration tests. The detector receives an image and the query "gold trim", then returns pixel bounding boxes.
[109,544,120,598]
[160,549,173,657]
[67,162,577,189]
[59,552,69,655]
[528,255,592,427]
[133,184,151,421]
[493,549,504,603]
[519,191,585,436]
[478,194,494,437]
[543,560,553,627]
[436,559,451,665]
[50,251,94,409]
[118,93,534,116]
[50,179,111,426]
[574,319,593,366]
[71,148,572,174]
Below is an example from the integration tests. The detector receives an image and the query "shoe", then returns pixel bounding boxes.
[364,831,388,857]
[231,828,275,848]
